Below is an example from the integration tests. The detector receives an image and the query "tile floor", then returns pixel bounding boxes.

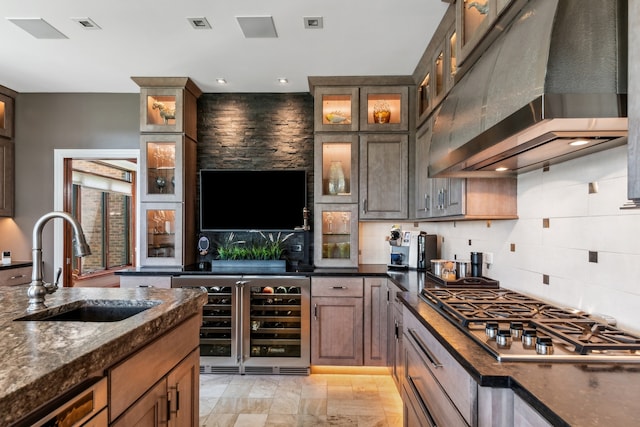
[199,373,403,427]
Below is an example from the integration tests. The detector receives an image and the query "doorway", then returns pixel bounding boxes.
[54,149,140,287]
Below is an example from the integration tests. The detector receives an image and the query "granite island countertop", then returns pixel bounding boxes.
[389,275,640,427]
[0,285,207,426]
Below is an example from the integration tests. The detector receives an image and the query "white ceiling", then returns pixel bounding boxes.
[0,1,449,94]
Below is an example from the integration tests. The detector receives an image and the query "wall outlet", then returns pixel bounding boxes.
[484,252,494,264]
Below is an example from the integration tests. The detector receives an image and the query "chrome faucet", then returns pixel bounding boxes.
[27,211,91,311]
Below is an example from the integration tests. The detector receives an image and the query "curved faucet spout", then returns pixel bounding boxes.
[27,211,91,311]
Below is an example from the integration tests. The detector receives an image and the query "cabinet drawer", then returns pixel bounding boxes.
[311,277,363,297]
[0,266,31,286]
[403,307,477,425]
[108,314,200,422]
[119,275,171,289]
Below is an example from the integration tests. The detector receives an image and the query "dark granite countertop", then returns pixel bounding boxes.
[0,261,32,270]
[390,275,640,427]
[0,285,207,426]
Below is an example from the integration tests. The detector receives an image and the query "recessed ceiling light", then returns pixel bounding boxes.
[303,17,323,29]
[71,17,101,30]
[216,78,227,84]
[187,17,211,30]
[236,16,278,38]
[277,78,288,84]
[8,18,67,39]
[495,167,509,172]
[569,139,590,146]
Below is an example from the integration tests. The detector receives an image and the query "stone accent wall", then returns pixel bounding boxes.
[196,93,315,267]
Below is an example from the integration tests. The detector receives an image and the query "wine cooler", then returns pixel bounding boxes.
[172,275,311,375]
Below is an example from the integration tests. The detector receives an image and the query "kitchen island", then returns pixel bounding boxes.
[0,285,207,426]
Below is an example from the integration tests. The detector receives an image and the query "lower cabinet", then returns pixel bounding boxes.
[311,276,389,367]
[513,394,552,427]
[311,277,364,366]
[387,281,404,391]
[403,306,476,426]
[119,275,172,289]
[109,315,200,426]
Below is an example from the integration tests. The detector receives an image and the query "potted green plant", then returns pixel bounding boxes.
[212,231,294,272]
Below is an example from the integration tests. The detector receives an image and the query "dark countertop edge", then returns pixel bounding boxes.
[3,288,207,425]
[0,261,32,270]
[115,264,392,277]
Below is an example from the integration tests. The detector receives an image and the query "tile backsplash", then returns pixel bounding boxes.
[360,145,640,332]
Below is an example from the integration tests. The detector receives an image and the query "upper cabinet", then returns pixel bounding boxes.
[314,87,359,132]
[0,91,14,140]
[132,77,201,140]
[0,86,16,217]
[314,133,359,204]
[360,86,409,132]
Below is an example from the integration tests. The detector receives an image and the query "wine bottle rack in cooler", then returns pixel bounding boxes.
[172,275,310,375]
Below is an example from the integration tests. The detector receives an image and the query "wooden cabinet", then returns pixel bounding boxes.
[364,277,388,366]
[0,86,16,218]
[134,78,200,268]
[313,203,359,268]
[314,133,359,204]
[414,120,433,219]
[360,133,408,220]
[387,281,404,391]
[311,277,364,366]
[314,86,359,132]
[119,275,172,289]
[0,265,32,286]
[110,315,200,426]
[360,86,409,132]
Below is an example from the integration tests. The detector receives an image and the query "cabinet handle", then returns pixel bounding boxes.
[314,303,318,320]
[394,320,399,339]
[407,375,438,427]
[408,328,443,369]
[332,286,347,289]
[424,193,430,212]
[362,199,367,214]
[444,188,450,208]
[10,274,26,280]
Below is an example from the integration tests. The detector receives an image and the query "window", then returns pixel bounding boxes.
[71,160,134,277]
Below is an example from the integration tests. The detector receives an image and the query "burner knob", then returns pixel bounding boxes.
[510,321,524,339]
[496,329,512,348]
[522,329,537,348]
[535,337,554,355]
[485,322,499,339]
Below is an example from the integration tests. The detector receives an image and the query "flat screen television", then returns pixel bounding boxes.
[200,169,307,231]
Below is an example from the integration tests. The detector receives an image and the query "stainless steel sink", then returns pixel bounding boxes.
[15,300,161,322]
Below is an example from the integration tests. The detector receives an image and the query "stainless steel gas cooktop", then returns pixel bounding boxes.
[420,287,640,363]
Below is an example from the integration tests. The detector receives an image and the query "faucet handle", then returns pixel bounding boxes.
[54,267,62,287]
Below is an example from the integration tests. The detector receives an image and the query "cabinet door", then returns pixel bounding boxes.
[167,350,199,427]
[360,134,408,220]
[112,379,168,427]
[415,121,434,219]
[360,86,409,132]
[313,204,359,268]
[0,92,14,139]
[140,202,184,266]
[314,87,359,132]
[311,296,363,366]
[140,134,186,202]
[314,134,359,204]
[364,277,388,366]
[445,178,465,217]
[0,139,14,217]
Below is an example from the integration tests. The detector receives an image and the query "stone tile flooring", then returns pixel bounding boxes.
[200,373,403,427]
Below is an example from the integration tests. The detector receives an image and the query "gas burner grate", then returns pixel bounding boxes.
[532,319,640,354]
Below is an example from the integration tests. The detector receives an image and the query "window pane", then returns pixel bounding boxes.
[108,193,129,267]
[80,187,105,274]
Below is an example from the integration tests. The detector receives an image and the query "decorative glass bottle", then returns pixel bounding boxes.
[328,161,346,195]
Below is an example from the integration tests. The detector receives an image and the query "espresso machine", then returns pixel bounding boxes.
[388,226,410,269]
[388,227,438,270]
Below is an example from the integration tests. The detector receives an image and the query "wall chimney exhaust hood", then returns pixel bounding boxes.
[428,0,628,178]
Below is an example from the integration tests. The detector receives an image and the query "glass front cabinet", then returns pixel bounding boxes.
[360,86,409,132]
[314,134,358,204]
[0,92,14,139]
[314,203,359,268]
[314,87,359,132]
[140,202,184,266]
[140,134,195,202]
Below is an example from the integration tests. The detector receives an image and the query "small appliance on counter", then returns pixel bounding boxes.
[388,227,438,270]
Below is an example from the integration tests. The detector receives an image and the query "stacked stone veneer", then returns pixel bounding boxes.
[196,93,315,266]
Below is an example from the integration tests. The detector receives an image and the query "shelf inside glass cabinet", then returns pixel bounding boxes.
[249,286,302,357]
[146,95,177,126]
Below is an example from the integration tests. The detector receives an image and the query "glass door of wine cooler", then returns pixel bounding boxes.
[242,276,310,375]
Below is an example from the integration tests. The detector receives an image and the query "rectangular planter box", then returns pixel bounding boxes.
[211,259,286,273]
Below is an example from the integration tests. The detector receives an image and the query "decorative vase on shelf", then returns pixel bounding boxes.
[373,100,391,123]
[328,161,346,195]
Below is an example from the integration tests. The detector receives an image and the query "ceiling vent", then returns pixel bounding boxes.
[71,17,101,30]
[7,18,67,39]
[236,16,278,38]
[187,17,211,30]
[303,17,323,29]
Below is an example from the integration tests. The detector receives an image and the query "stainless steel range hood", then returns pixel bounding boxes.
[429,0,628,178]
